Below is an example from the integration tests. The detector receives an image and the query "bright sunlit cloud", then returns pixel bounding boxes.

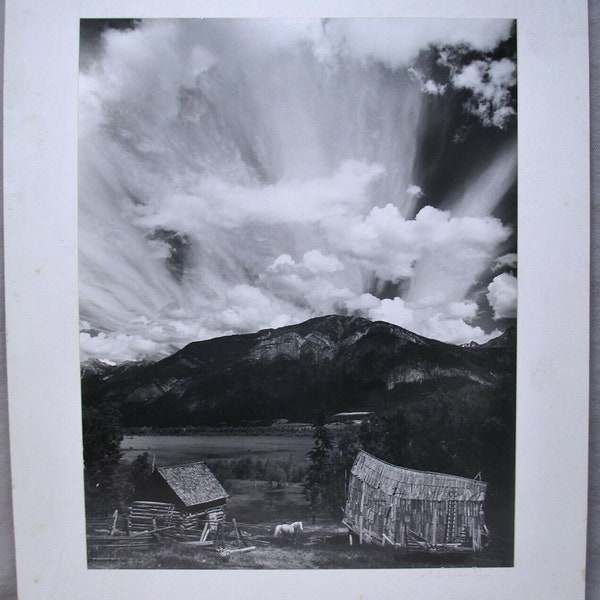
[487,272,518,320]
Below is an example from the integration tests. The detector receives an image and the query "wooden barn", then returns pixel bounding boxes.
[130,461,229,532]
[343,450,488,552]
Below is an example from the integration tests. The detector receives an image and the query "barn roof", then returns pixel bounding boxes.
[156,462,228,508]
[351,450,487,502]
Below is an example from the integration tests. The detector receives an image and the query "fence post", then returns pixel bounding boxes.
[232,518,241,548]
[110,510,118,537]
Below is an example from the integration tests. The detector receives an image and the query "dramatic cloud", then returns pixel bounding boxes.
[80,331,165,365]
[79,19,516,363]
[362,296,500,346]
[323,19,513,67]
[327,204,511,289]
[494,253,517,271]
[422,80,447,95]
[406,184,424,199]
[487,273,518,319]
[408,68,447,96]
[451,58,516,128]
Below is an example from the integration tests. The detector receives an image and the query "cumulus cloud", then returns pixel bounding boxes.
[269,250,344,275]
[259,204,511,345]
[422,79,447,95]
[330,204,512,297]
[449,300,479,320]
[451,58,516,128]
[405,26,516,130]
[406,184,424,199]
[420,314,498,346]
[494,253,517,271]
[80,331,165,364]
[208,285,283,333]
[487,273,517,319]
[347,294,499,346]
[408,68,447,95]
[368,297,414,330]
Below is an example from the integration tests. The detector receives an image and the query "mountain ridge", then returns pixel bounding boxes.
[81,315,515,426]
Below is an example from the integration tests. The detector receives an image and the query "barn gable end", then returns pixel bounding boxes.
[343,450,488,552]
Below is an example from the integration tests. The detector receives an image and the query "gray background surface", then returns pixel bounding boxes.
[0,3,597,598]
[588,1,599,597]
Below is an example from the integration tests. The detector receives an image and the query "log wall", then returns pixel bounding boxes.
[128,500,225,533]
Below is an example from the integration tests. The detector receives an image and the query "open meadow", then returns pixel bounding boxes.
[121,434,313,467]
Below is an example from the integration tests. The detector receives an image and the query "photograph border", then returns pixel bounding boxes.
[3,1,589,598]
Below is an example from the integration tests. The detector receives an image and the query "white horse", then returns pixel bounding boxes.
[274,521,304,539]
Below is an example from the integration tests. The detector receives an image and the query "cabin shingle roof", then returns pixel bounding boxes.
[157,462,228,508]
[351,450,486,502]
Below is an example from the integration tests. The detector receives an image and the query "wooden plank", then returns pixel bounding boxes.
[228,546,256,554]
[200,523,209,542]
[167,539,214,547]
[359,480,365,544]
[232,519,241,547]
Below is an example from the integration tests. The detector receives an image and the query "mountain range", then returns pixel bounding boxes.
[81,315,516,426]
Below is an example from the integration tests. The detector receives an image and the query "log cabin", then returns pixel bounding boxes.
[130,461,228,532]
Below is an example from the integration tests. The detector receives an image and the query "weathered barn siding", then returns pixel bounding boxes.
[343,451,487,551]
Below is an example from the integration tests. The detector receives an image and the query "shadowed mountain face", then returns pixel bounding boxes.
[81,315,515,426]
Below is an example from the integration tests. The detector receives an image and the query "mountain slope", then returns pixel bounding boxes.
[81,315,515,426]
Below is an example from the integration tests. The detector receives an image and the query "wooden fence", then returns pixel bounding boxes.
[86,503,277,561]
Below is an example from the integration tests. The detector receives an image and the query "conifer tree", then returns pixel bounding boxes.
[82,401,124,515]
[304,409,333,524]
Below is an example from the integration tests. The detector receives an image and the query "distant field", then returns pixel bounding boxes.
[121,434,313,466]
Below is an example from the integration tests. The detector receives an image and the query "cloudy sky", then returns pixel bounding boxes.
[79,18,517,364]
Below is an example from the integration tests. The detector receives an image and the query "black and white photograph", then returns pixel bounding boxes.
[2,0,593,596]
[79,18,518,570]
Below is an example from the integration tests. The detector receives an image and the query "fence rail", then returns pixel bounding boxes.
[86,504,276,560]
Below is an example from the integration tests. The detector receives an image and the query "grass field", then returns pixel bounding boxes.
[121,434,314,466]
[88,521,503,570]
[225,480,312,524]
[88,535,473,570]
